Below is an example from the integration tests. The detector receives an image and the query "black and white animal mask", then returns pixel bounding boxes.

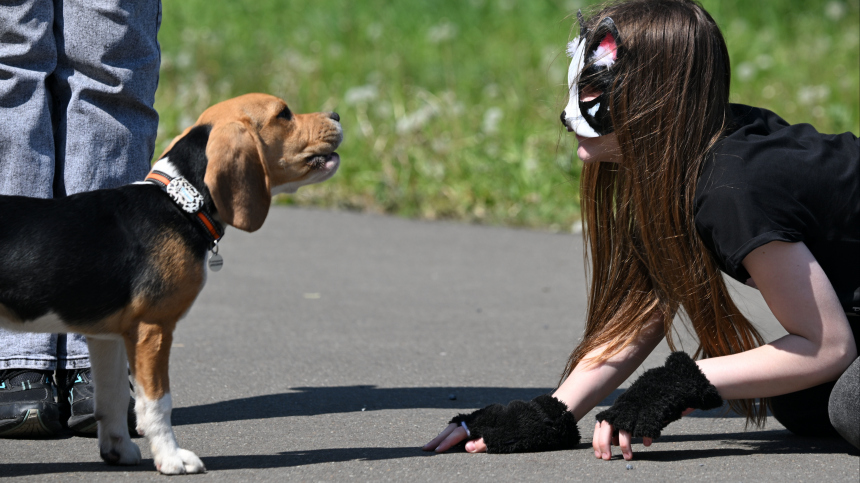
[562,11,622,138]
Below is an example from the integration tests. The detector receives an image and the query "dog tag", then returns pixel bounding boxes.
[208,252,223,271]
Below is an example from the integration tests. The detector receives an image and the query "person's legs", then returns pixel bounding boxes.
[770,381,842,438]
[51,0,160,375]
[0,0,57,199]
[51,0,161,199]
[828,356,859,449]
[771,315,859,446]
[0,0,59,370]
[49,0,161,435]
[0,0,64,437]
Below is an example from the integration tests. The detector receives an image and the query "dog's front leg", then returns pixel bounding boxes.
[87,337,142,466]
[128,321,205,475]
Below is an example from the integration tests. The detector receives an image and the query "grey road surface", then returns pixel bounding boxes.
[1,207,857,481]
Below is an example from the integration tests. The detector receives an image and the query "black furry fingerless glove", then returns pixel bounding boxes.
[448,394,580,453]
[596,352,723,439]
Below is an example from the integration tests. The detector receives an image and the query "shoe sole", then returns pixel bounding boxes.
[0,408,63,438]
[68,413,98,436]
[68,414,140,438]
[66,399,138,438]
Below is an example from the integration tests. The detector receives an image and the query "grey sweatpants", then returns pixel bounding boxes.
[0,0,161,370]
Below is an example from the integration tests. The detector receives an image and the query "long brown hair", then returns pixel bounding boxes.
[562,0,768,424]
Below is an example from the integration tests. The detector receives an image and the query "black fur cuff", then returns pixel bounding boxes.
[448,395,580,453]
[596,352,722,439]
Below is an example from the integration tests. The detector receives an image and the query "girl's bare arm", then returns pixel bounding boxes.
[698,241,856,399]
[553,315,665,421]
[594,241,857,461]
[423,313,664,453]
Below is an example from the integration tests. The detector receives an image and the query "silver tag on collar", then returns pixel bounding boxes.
[208,242,223,272]
[208,252,223,271]
[166,177,204,213]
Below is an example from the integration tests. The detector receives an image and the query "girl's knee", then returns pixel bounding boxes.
[771,382,839,438]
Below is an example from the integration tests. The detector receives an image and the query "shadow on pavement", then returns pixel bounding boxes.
[0,461,155,477]
[0,449,426,476]
[172,386,555,425]
[634,430,860,461]
[2,434,854,476]
[172,386,742,426]
[0,445,512,476]
[202,446,431,471]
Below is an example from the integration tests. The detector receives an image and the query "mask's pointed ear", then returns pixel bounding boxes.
[577,9,588,37]
[594,16,622,61]
[204,121,271,232]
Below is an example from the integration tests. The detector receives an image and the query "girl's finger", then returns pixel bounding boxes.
[465,437,488,453]
[597,421,615,460]
[593,422,601,458]
[422,423,458,451]
[619,430,633,460]
[434,426,468,453]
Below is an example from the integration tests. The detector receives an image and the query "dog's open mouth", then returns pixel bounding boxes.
[308,152,339,171]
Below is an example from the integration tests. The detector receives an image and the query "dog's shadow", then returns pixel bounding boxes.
[172,386,557,425]
[0,447,430,476]
[172,385,742,426]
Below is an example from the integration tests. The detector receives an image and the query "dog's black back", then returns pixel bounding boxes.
[0,125,215,326]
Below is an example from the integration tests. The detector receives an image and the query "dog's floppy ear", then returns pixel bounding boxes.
[204,121,271,232]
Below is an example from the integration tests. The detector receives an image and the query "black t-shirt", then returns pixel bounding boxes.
[694,104,860,315]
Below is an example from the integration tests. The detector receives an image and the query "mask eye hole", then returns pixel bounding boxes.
[277,106,292,121]
[579,85,602,103]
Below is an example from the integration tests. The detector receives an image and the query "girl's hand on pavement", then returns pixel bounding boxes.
[422,423,488,453]
[592,420,652,461]
[592,408,693,460]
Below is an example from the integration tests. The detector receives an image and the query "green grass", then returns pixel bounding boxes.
[156,0,859,230]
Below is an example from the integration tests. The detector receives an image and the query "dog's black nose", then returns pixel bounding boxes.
[330,112,340,122]
[559,110,566,127]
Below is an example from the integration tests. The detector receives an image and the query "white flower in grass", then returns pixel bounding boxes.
[427,21,457,44]
[797,85,830,105]
[344,85,379,105]
[396,104,439,134]
[482,107,504,135]
[736,62,755,81]
[825,1,847,21]
[366,23,383,41]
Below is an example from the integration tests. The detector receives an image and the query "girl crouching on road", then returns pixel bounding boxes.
[424,0,859,459]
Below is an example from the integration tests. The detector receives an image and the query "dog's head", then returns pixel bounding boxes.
[162,93,342,232]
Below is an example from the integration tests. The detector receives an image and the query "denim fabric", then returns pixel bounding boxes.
[0,0,161,370]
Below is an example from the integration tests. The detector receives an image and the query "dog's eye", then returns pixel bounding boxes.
[277,107,292,121]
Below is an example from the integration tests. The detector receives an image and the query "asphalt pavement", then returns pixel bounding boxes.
[1,207,858,481]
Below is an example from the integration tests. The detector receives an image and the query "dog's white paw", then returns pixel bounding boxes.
[99,435,141,466]
[155,448,206,475]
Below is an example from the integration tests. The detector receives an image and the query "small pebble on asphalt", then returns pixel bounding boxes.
[626,464,634,470]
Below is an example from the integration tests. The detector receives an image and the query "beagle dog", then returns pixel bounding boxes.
[0,93,342,474]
